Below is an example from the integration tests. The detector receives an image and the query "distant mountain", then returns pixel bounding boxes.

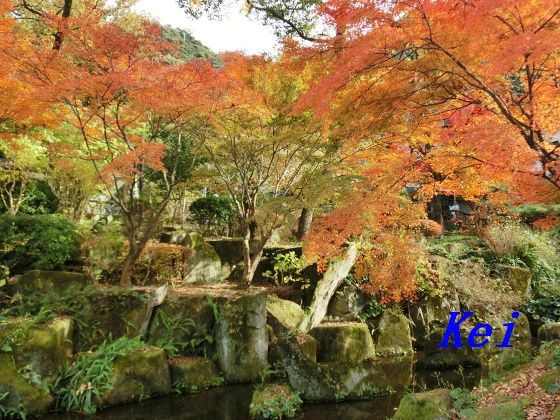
[161,25,222,66]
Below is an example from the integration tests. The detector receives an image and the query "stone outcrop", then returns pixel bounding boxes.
[168,357,223,393]
[182,232,225,285]
[16,270,88,297]
[310,322,375,364]
[249,383,302,419]
[538,323,560,341]
[99,347,171,408]
[266,295,304,333]
[376,307,413,357]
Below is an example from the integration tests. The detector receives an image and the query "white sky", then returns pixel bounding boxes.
[134,0,279,55]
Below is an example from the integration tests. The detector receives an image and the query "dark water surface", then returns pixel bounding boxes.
[44,365,480,420]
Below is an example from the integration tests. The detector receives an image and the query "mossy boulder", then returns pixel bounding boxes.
[295,334,317,363]
[99,347,171,408]
[249,383,302,419]
[498,265,531,298]
[409,291,460,349]
[309,322,375,364]
[0,317,73,384]
[327,285,368,321]
[0,353,53,417]
[182,232,224,284]
[267,295,304,333]
[538,323,560,341]
[169,357,224,393]
[16,270,88,297]
[420,326,477,368]
[148,291,217,357]
[535,370,560,394]
[277,337,401,402]
[216,292,269,382]
[376,307,413,357]
[392,388,452,420]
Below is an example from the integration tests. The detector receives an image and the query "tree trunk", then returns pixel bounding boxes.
[53,0,73,50]
[298,242,358,333]
[296,207,313,240]
[241,227,270,287]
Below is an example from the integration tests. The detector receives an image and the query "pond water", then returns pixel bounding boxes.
[45,362,481,420]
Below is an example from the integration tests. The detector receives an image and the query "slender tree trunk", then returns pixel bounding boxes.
[296,207,313,240]
[241,225,270,287]
[53,0,73,50]
[298,242,358,333]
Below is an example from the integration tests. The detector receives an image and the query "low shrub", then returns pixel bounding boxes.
[249,384,302,420]
[0,213,79,274]
[189,195,234,235]
[133,242,191,285]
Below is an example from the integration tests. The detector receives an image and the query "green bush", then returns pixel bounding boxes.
[524,297,560,324]
[249,384,302,419]
[19,180,59,215]
[189,195,234,234]
[0,213,79,274]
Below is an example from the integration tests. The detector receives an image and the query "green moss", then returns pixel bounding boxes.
[100,346,171,408]
[249,383,302,420]
[266,295,304,333]
[0,316,73,384]
[309,322,375,364]
[473,401,525,420]
[539,323,560,342]
[392,388,452,420]
[0,353,53,417]
[535,370,560,394]
[16,270,88,298]
[376,307,413,357]
[169,357,224,393]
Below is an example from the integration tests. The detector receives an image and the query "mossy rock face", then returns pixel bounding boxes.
[267,295,304,333]
[99,347,171,408]
[249,383,302,419]
[376,307,413,357]
[276,337,401,402]
[169,357,224,393]
[0,353,53,417]
[327,285,369,321]
[420,326,477,368]
[71,288,150,352]
[409,291,460,349]
[295,334,317,363]
[498,265,531,298]
[538,323,560,342]
[0,317,73,384]
[148,292,217,357]
[473,401,525,420]
[16,270,89,298]
[392,388,452,420]
[215,292,269,383]
[182,232,224,285]
[309,322,375,364]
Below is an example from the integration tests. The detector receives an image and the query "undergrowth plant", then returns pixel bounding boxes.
[54,336,145,414]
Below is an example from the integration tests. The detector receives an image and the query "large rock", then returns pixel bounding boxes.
[277,337,409,402]
[215,292,269,382]
[267,295,304,333]
[310,322,375,364]
[0,317,73,384]
[169,357,224,393]
[0,353,53,417]
[249,383,302,419]
[327,285,369,320]
[392,388,452,420]
[182,232,224,284]
[408,291,460,349]
[99,347,171,408]
[538,323,560,341]
[376,307,413,357]
[498,265,531,298]
[16,270,89,297]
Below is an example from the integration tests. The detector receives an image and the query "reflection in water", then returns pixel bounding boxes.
[45,364,480,420]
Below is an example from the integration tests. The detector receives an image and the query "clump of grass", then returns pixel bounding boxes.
[54,336,144,414]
